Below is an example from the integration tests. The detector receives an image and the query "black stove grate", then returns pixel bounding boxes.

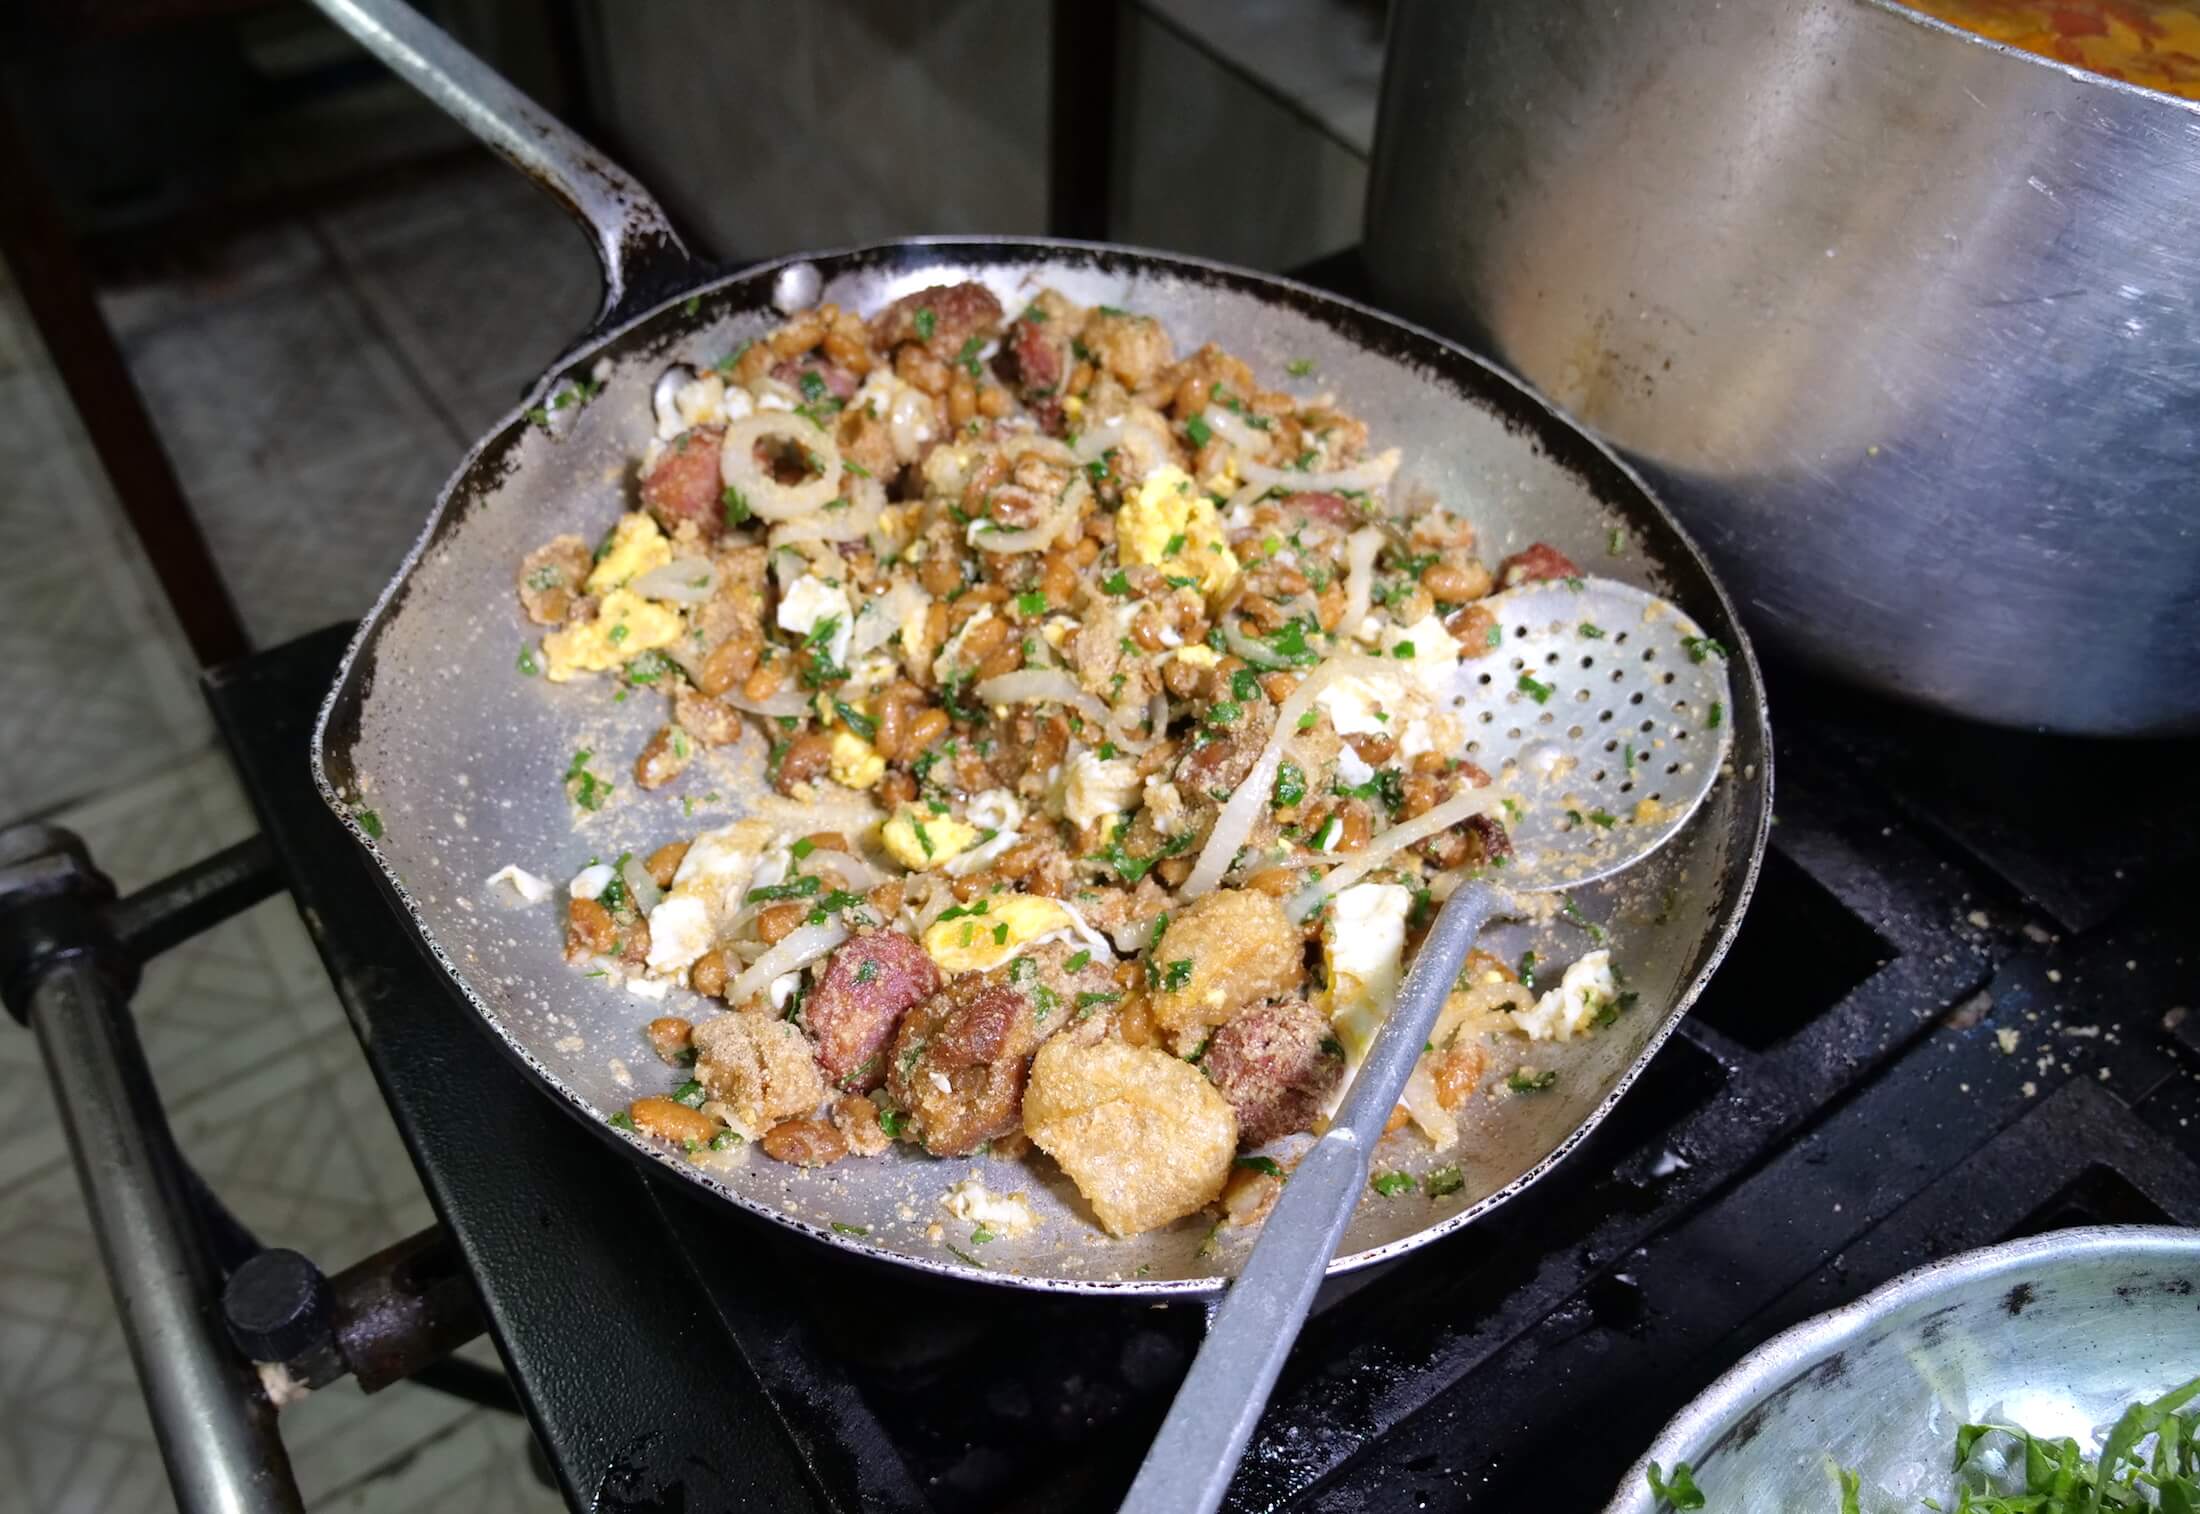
[201,598,2197,1508]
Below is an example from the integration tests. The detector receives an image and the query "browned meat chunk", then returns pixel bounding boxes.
[1202,997,1344,1145]
[1148,888,1305,1055]
[518,535,591,625]
[1496,541,1582,587]
[639,423,726,539]
[1081,309,1174,389]
[693,1011,826,1136]
[998,309,1067,399]
[884,974,1035,1157]
[803,930,941,1091]
[868,281,1004,361]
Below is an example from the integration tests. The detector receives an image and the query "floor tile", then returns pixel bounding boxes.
[182,422,455,647]
[318,163,601,438]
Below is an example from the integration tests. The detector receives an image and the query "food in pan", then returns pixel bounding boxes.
[1905,0,2200,99]
[1644,1373,2200,1512]
[515,281,1637,1241]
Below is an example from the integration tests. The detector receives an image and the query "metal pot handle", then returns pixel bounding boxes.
[311,0,701,343]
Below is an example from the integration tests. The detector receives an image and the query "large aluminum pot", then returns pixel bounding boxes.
[1366,0,2200,736]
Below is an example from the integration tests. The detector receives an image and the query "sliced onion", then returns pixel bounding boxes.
[853,578,924,657]
[653,365,696,441]
[720,413,844,519]
[725,686,811,719]
[1341,527,1384,640]
[974,669,1112,727]
[809,847,887,892]
[620,854,663,916]
[971,478,1090,554]
[727,920,848,1006]
[1179,655,1393,898]
[1073,410,1174,480]
[1200,405,1270,457]
[631,556,717,604]
[1286,785,1507,920]
[1053,897,1116,960]
[1241,448,1402,495]
[768,484,883,546]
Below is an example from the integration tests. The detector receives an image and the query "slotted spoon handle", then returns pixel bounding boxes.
[1120,880,1509,1514]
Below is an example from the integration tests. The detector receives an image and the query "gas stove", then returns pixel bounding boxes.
[193,612,2198,1513]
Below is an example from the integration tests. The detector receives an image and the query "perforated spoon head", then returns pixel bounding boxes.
[1443,577,1734,892]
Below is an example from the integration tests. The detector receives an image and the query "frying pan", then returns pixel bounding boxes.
[308,0,1771,1293]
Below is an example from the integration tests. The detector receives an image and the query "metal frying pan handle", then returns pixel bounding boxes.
[310,0,701,342]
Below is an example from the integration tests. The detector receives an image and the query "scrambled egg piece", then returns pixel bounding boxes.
[1172,645,1221,670]
[584,512,671,594]
[1315,672,1413,738]
[828,729,885,790]
[777,573,854,667]
[1514,950,1617,1042]
[880,807,980,870]
[1062,750,1140,832]
[1323,882,1412,1065]
[542,588,684,682]
[922,894,1071,973]
[1378,612,1464,693]
[1117,465,1239,599]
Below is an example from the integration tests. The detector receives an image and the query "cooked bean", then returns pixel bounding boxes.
[696,627,761,696]
[919,550,963,598]
[743,659,788,702]
[975,382,1011,418]
[947,371,977,427]
[802,830,849,854]
[689,951,729,999]
[645,1016,694,1064]
[1039,552,1077,606]
[904,707,951,753]
[760,1118,849,1167]
[1446,602,1500,656]
[956,614,1007,668]
[774,732,832,792]
[645,842,690,888]
[629,1096,718,1147]
[756,902,809,944]
[1336,803,1373,852]
[567,896,615,956]
[1420,561,1491,602]
[1344,731,1396,766]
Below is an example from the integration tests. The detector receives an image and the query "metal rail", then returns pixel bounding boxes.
[0,820,518,1513]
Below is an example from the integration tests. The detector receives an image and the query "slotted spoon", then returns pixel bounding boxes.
[1123,575,1733,1513]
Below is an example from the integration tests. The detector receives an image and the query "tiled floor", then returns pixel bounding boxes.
[0,158,588,1512]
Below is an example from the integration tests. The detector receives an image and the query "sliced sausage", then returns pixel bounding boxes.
[868,281,1004,360]
[639,422,727,540]
[997,313,1067,399]
[1496,541,1582,587]
[803,930,941,1091]
[771,357,860,402]
[1202,996,1345,1146]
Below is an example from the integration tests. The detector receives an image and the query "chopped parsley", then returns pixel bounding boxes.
[1163,531,1187,558]
[1644,1461,1705,1510]
[1163,959,1194,991]
[564,750,611,812]
[877,1107,910,1139]
[1518,951,1537,989]
[516,645,540,677]
[830,1222,870,1237]
[1101,570,1132,596]
[1234,1155,1284,1177]
[1425,1166,1465,1198]
[1286,357,1314,377]
[954,334,984,378]
[671,1079,706,1108]
[355,807,384,839]
[708,1130,742,1151]
[721,485,752,527]
[1681,635,1727,664]
[1579,622,1605,639]
[1262,618,1321,668]
[1065,949,1091,971]
[745,875,823,903]
[1184,414,1213,448]
[833,700,877,739]
[1016,589,1048,617]
[607,1110,638,1132]
[1707,700,1725,729]
[1273,758,1307,809]
[1507,1069,1559,1094]
[913,306,937,342]
[1517,672,1554,704]
[1370,1170,1416,1198]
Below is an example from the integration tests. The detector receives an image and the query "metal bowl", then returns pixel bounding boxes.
[1604,1227,2200,1512]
